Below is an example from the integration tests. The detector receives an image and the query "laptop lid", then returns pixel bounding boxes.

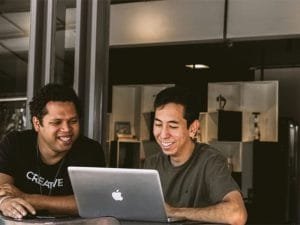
[68,167,171,222]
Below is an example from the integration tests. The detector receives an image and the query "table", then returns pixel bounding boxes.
[0,216,119,225]
[0,216,225,225]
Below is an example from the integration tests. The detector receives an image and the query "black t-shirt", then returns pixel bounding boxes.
[144,143,240,208]
[0,130,106,196]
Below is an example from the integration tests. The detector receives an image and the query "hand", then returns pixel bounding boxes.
[0,197,36,219]
[164,202,177,217]
[0,183,25,198]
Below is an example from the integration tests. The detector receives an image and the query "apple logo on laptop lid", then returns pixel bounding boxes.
[112,189,123,201]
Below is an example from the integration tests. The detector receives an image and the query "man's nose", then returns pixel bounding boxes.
[160,126,170,138]
[60,122,71,131]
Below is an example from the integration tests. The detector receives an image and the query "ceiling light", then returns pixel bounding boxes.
[185,64,209,69]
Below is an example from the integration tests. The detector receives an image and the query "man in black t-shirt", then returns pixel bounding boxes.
[144,87,247,225]
[0,83,106,219]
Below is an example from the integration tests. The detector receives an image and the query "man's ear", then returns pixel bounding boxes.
[189,119,200,139]
[32,116,41,132]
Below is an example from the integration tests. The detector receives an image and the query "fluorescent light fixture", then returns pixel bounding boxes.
[185,64,209,69]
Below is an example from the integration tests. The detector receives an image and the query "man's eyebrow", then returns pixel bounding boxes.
[168,120,179,124]
[49,118,61,121]
[49,116,78,121]
[154,118,179,124]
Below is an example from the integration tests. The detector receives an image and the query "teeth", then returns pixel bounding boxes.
[59,136,71,142]
[161,141,172,147]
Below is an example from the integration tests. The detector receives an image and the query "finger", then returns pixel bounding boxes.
[0,184,16,193]
[11,201,28,217]
[0,184,13,189]
[0,189,12,196]
[2,209,14,218]
[15,199,36,215]
[9,206,24,219]
[1,205,23,219]
[0,191,10,197]
[2,198,36,219]
[0,199,23,219]
[0,190,6,196]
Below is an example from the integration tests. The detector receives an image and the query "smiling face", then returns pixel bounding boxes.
[32,101,80,163]
[153,103,199,165]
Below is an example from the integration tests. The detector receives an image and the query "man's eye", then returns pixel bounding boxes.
[169,125,179,129]
[70,119,78,124]
[154,123,162,127]
[50,121,61,125]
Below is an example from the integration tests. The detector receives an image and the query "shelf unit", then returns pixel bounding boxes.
[199,81,278,198]
[201,81,278,143]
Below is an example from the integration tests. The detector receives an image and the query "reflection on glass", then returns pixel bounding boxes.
[54,0,76,86]
[0,100,26,140]
[0,1,30,138]
[0,0,77,138]
[0,1,30,98]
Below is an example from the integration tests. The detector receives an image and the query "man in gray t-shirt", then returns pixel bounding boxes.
[144,87,247,225]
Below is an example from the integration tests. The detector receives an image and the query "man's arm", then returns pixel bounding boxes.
[166,190,247,225]
[0,173,78,218]
[0,173,35,218]
[24,194,78,215]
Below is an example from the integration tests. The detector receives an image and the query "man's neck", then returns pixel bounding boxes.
[170,141,195,167]
[37,141,66,165]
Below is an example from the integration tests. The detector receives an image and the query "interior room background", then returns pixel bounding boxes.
[1,0,300,224]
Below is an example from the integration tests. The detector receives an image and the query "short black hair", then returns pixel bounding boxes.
[29,83,81,124]
[154,86,199,127]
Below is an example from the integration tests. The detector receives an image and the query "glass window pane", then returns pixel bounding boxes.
[0,1,30,97]
[0,1,30,139]
[54,0,76,86]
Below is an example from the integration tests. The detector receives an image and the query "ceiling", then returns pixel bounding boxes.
[109,38,300,84]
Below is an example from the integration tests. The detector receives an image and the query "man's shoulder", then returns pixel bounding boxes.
[76,135,99,144]
[4,129,36,141]
[68,135,105,166]
[195,143,226,161]
[0,130,36,156]
[73,135,102,150]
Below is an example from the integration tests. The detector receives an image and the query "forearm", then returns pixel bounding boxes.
[24,194,78,215]
[169,201,247,225]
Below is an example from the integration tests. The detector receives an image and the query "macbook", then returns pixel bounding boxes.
[68,167,184,222]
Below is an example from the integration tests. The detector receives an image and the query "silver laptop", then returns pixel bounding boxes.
[68,166,184,222]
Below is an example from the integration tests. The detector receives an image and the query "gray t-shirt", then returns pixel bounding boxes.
[144,143,240,208]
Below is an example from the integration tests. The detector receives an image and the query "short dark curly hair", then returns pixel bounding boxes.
[154,86,199,128]
[29,83,81,125]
